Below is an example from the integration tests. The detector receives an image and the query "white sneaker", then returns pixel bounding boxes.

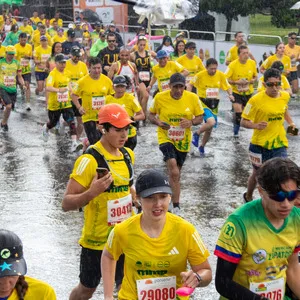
[42,124,49,142]
[172,206,182,216]
[71,140,83,152]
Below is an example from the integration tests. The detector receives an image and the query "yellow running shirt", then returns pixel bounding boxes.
[284,44,300,72]
[261,54,291,75]
[152,61,184,92]
[225,59,257,95]
[8,276,56,299]
[242,90,290,149]
[70,141,135,250]
[0,58,21,93]
[52,34,66,44]
[149,90,204,152]
[257,75,290,93]
[215,200,300,300]
[33,45,52,72]
[72,74,113,123]
[0,45,6,58]
[190,69,231,114]
[32,32,52,48]
[105,93,142,138]
[19,25,34,36]
[46,67,72,111]
[106,213,210,300]
[65,59,88,92]
[176,54,205,84]
[226,45,238,64]
[14,43,33,75]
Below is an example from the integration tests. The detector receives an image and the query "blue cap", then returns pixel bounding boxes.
[156,50,168,59]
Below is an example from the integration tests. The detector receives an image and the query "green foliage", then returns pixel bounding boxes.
[269,0,298,28]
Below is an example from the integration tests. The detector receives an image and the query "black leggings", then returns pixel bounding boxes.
[83,121,101,145]
[47,108,76,136]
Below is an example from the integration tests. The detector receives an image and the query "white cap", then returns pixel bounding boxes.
[68,23,74,29]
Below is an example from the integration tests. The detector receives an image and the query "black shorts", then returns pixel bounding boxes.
[35,71,48,81]
[79,246,125,289]
[125,135,137,150]
[0,89,16,105]
[139,80,150,87]
[232,92,252,107]
[288,71,298,83]
[72,98,82,117]
[159,142,187,167]
[48,108,74,129]
[22,73,31,83]
[83,121,101,145]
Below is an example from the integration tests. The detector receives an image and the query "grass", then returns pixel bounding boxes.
[249,14,299,45]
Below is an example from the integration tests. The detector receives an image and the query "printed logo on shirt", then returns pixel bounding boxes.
[221,222,236,240]
[168,247,179,255]
[253,249,267,264]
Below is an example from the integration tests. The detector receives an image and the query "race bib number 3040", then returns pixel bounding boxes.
[107,194,132,226]
[137,276,176,300]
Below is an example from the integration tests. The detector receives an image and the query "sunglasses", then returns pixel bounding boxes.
[266,81,281,87]
[265,189,300,202]
[289,37,297,40]
[108,40,115,43]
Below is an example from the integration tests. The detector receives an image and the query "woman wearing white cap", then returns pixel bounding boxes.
[101,169,212,300]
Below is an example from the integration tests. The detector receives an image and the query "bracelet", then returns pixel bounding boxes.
[194,273,202,285]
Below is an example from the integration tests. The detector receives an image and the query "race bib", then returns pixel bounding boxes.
[107,194,132,226]
[4,76,15,87]
[168,126,185,141]
[249,278,284,300]
[249,151,262,167]
[41,54,50,63]
[161,80,170,91]
[137,276,176,300]
[206,88,219,99]
[92,96,105,110]
[20,58,29,67]
[57,90,69,102]
[237,83,249,92]
[139,71,150,81]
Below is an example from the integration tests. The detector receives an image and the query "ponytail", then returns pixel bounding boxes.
[15,275,28,300]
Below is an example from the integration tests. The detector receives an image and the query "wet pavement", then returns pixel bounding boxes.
[0,89,300,299]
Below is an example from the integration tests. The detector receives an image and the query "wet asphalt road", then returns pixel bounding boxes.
[0,90,300,299]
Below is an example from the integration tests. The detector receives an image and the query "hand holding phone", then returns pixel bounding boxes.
[96,167,109,178]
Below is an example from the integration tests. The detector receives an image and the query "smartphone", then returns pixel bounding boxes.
[96,167,108,178]
[287,126,298,136]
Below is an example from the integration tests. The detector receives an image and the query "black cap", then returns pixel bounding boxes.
[71,46,81,57]
[113,75,127,86]
[135,169,172,198]
[0,230,27,277]
[67,29,75,38]
[95,22,101,26]
[55,53,67,63]
[169,73,186,86]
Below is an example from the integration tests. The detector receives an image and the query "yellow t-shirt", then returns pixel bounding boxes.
[19,25,34,36]
[73,74,113,123]
[149,90,204,152]
[32,32,52,48]
[225,59,257,95]
[176,54,205,83]
[65,59,89,92]
[152,61,185,92]
[15,43,33,75]
[105,93,142,138]
[242,91,290,149]
[284,44,300,72]
[33,45,52,72]
[46,67,72,111]
[257,75,290,93]
[0,58,21,93]
[106,213,210,300]
[71,141,135,250]
[0,45,6,58]
[30,17,41,24]
[226,45,238,64]
[190,69,231,114]
[50,18,63,27]
[52,34,66,44]
[0,15,4,28]
[261,54,291,75]
[8,276,56,299]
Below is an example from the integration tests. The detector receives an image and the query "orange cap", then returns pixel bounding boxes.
[98,104,134,128]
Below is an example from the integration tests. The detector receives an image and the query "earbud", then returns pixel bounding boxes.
[102,129,106,134]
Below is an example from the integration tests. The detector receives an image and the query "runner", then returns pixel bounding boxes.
[15,32,33,111]
[52,27,66,44]
[42,53,82,152]
[62,103,135,300]
[0,37,6,58]
[61,29,84,57]
[188,58,234,156]
[65,46,88,141]
[214,157,300,300]
[2,24,20,46]
[148,73,204,215]
[33,35,51,96]
[147,50,188,94]
[0,46,25,131]
[241,68,297,202]
[106,23,123,48]
[155,35,174,56]
[284,32,300,98]
[0,229,56,299]
[260,42,291,76]
[32,25,52,48]
[49,12,63,27]
[90,31,107,57]
[101,168,212,300]
[105,75,145,150]
[90,22,103,45]
[46,42,62,72]
[108,48,139,95]
[225,45,257,137]
[170,40,185,61]
[71,56,113,145]
[19,18,34,39]
[97,33,120,76]
[47,20,59,38]
[30,11,40,27]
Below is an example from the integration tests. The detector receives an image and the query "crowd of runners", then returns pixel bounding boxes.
[0,9,300,300]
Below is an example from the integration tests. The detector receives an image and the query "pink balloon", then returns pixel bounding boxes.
[176,287,195,296]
